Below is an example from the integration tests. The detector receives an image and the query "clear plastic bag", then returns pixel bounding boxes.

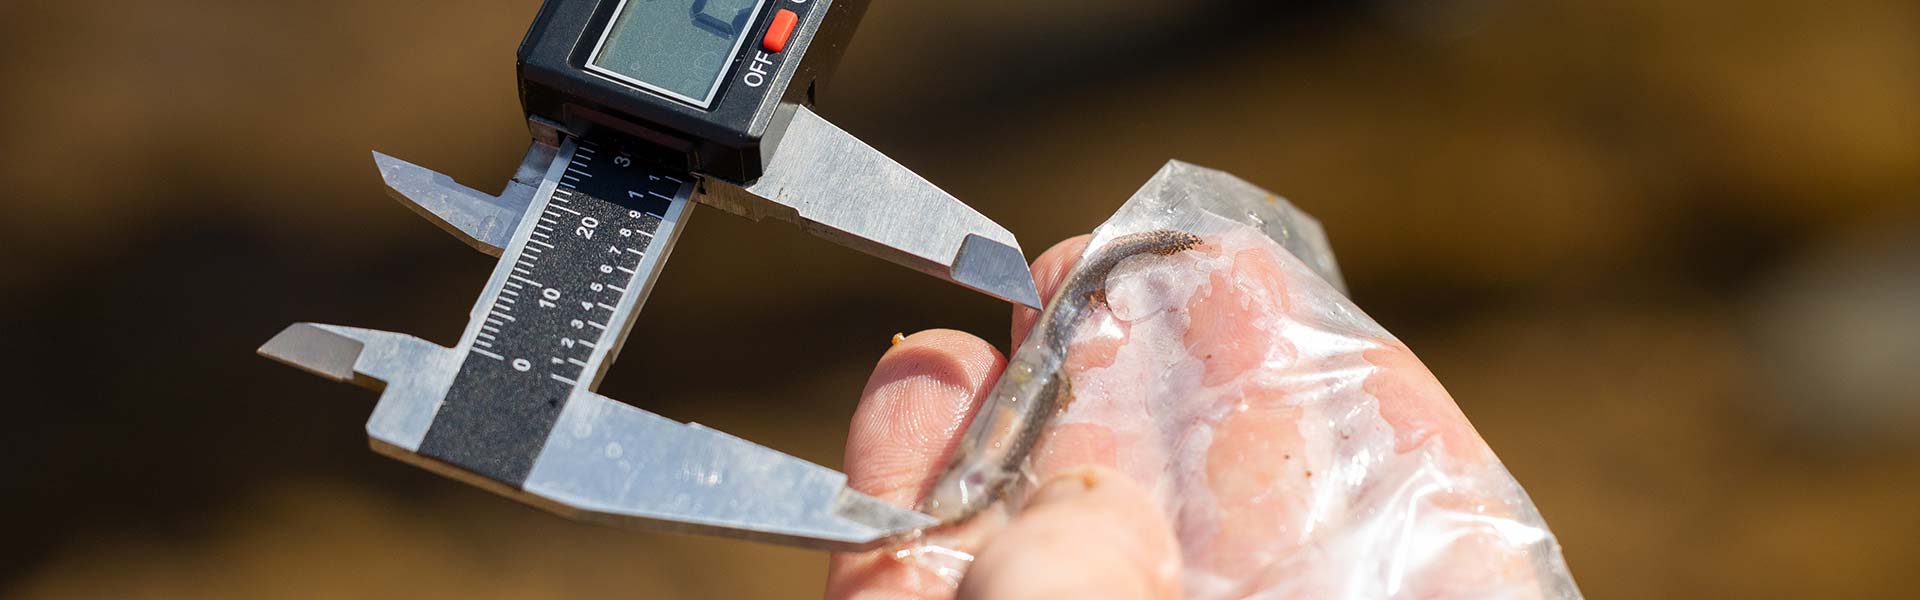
[904,161,1582,599]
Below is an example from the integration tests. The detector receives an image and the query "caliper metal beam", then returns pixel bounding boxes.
[259,117,986,549]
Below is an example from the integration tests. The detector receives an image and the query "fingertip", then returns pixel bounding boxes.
[832,330,1007,600]
[864,329,1002,395]
[848,329,1005,506]
[959,467,1182,600]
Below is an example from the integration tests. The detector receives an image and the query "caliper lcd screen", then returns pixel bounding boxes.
[586,0,768,108]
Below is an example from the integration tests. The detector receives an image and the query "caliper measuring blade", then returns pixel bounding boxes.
[374,142,557,257]
[262,137,934,550]
[697,107,1044,309]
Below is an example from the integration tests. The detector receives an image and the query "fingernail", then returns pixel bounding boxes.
[1026,468,1103,507]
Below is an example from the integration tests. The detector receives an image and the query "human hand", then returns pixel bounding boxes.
[827,230,1575,599]
[827,236,1183,600]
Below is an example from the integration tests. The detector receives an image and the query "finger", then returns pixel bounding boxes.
[958,466,1182,600]
[828,329,1005,600]
[1012,235,1091,348]
[842,329,1006,505]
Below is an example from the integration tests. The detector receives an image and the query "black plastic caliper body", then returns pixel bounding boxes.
[518,0,870,182]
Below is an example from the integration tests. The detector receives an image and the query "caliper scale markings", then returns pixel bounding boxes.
[418,140,691,485]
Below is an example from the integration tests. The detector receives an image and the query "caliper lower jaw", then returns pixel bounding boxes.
[257,323,457,453]
[257,323,510,509]
[256,322,935,551]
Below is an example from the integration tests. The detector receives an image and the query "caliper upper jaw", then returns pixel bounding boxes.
[375,109,1041,308]
[695,106,1043,309]
[374,141,559,257]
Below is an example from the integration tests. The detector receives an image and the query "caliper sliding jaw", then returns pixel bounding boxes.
[260,110,1036,550]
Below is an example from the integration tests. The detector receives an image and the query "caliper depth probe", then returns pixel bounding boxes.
[258,0,1040,550]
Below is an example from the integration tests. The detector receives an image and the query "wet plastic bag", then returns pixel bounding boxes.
[907,161,1582,599]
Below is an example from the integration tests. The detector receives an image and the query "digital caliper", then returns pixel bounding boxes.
[259,0,1040,550]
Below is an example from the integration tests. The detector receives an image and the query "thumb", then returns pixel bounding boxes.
[957,467,1183,600]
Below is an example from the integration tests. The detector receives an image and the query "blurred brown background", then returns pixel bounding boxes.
[2,0,1916,598]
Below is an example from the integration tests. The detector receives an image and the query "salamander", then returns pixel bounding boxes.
[918,229,1203,524]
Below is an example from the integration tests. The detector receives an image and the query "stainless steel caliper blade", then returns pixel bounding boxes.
[698,107,1043,309]
[259,323,933,549]
[262,137,934,550]
[371,142,554,257]
[376,109,1043,309]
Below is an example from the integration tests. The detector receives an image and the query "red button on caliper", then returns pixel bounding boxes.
[763,9,798,53]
